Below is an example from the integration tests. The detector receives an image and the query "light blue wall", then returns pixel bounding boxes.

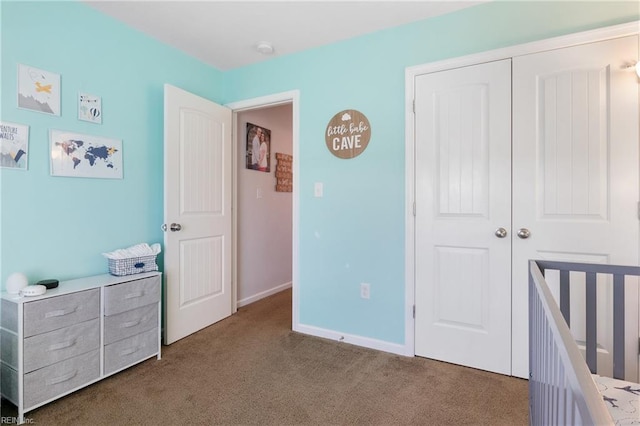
[0,1,224,284]
[223,1,639,345]
[1,1,638,347]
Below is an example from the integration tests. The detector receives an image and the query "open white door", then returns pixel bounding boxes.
[163,84,233,345]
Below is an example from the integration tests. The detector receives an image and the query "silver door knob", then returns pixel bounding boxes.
[170,223,182,232]
[495,227,508,238]
[517,228,531,239]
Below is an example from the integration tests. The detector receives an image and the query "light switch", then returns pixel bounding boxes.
[314,182,323,198]
[257,188,263,199]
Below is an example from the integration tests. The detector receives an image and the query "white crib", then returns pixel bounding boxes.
[529,260,640,425]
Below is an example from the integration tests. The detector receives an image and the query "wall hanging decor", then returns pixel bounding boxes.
[49,129,122,179]
[78,93,102,124]
[17,64,60,116]
[275,152,293,192]
[325,109,371,159]
[0,121,29,170]
[246,122,271,172]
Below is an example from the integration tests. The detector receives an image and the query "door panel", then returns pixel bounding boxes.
[164,84,232,345]
[415,59,512,375]
[512,35,639,379]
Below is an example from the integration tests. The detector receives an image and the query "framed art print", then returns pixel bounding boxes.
[0,121,29,170]
[78,93,102,124]
[17,64,61,116]
[50,129,122,179]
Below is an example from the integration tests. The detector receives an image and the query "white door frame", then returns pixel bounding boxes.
[405,21,640,357]
[225,90,300,330]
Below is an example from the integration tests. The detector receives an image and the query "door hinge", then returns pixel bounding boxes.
[413,305,416,319]
[637,201,640,220]
[413,201,416,217]
[412,99,415,114]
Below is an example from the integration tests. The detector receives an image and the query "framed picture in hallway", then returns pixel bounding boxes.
[246,122,270,172]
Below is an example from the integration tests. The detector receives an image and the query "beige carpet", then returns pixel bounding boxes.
[1,289,528,425]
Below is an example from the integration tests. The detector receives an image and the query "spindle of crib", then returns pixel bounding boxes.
[537,260,640,381]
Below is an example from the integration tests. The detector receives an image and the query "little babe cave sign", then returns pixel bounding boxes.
[325,109,371,159]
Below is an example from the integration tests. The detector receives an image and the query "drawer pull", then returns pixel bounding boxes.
[47,339,77,352]
[120,346,142,357]
[124,291,144,300]
[45,306,78,318]
[120,318,143,329]
[47,370,78,385]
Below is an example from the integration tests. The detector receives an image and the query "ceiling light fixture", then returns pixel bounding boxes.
[256,41,274,55]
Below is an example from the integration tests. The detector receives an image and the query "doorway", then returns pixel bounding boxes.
[226,91,300,329]
[235,104,293,308]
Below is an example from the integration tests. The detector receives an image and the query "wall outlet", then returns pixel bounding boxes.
[314,182,323,197]
[360,282,370,299]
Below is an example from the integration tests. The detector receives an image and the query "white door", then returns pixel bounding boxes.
[163,84,233,345]
[511,35,640,379]
[414,59,512,375]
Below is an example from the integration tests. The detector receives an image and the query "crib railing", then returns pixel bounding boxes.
[528,259,640,425]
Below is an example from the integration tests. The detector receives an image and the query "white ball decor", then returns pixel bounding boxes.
[6,272,29,294]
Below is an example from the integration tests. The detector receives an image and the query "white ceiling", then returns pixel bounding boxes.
[84,1,485,70]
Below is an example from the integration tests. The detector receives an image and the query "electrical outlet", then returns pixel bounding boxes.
[360,283,370,299]
[314,182,323,197]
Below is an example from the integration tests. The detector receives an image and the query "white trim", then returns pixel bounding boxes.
[237,281,292,308]
[406,21,640,77]
[405,21,640,357]
[295,324,409,356]
[225,90,301,333]
[404,70,416,357]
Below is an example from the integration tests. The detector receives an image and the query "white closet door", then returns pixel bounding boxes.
[512,35,640,380]
[414,59,512,375]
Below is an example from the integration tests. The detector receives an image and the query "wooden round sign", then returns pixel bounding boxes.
[325,109,371,159]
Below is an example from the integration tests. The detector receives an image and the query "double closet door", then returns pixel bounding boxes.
[414,35,639,379]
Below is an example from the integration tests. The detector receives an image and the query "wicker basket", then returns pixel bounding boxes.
[108,255,158,276]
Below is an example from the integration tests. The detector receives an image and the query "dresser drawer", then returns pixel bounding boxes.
[1,329,18,369]
[104,304,158,345]
[24,318,99,373]
[24,349,99,409]
[104,276,160,316]
[1,362,18,405]
[104,328,158,376]
[23,289,100,337]
[1,298,18,333]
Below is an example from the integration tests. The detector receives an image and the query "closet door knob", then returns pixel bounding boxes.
[495,227,508,238]
[517,228,531,239]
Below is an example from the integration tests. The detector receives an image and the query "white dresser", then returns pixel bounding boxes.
[0,272,161,424]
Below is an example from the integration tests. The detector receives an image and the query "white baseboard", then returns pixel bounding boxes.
[237,281,292,308]
[294,323,413,357]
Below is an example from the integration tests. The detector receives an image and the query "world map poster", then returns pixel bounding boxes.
[50,130,123,179]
